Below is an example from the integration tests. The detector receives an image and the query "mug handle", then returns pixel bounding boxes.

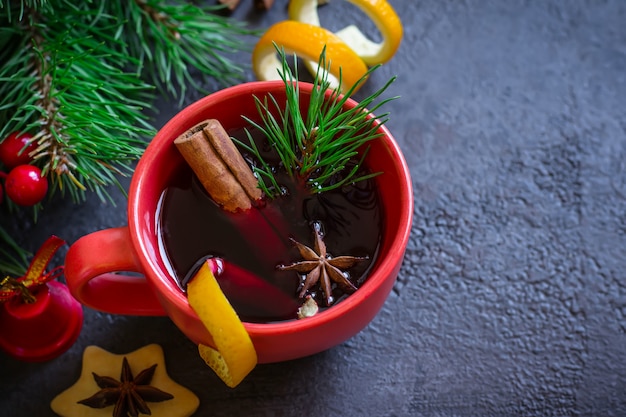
[64,226,167,316]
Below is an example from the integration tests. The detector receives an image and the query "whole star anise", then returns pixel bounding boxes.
[277,222,367,306]
[77,357,173,417]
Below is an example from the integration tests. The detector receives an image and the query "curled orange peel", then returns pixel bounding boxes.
[187,260,257,388]
[288,0,403,66]
[253,20,369,94]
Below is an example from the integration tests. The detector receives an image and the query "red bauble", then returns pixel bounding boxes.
[4,164,48,206]
[0,280,84,362]
[0,132,37,169]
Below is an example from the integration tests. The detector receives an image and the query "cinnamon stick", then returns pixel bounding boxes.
[174,119,262,213]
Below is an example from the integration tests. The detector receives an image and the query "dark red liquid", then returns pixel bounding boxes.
[157,129,383,323]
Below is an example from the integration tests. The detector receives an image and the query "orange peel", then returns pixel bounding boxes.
[288,0,403,66]
[252,20,369,94]
[187,260,257,388]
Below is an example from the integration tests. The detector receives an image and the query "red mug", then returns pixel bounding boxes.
[64,81,413,364]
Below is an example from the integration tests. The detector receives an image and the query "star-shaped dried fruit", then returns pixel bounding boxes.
[51,344,199,417]
[277,222,367,306]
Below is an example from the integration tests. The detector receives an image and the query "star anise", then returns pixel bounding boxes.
[77,357,174,417]
[277,222,367,306]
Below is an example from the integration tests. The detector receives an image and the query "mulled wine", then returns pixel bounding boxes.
[157,127,383,323]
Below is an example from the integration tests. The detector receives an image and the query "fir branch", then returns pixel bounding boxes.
[237,46,398,198]
[0,1,155,202]
[1,0,254,203]
[110,0,255,103]
[0,0,51,23]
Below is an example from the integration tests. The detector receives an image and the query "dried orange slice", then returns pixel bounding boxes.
[187,260,257,388]
[288,0,403,66]
[252,20,369,94]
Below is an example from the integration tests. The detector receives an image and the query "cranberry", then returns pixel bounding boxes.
[4,164,48,206]
[0,132,37,169]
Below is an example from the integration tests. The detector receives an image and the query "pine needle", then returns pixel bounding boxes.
[236,46,398,198]
[0,0,253,203]
[108,0,255,104]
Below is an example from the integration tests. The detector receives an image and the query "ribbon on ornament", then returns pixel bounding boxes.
[0,236,65,303]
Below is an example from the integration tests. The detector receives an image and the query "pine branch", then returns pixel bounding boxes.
[110,0,255,103]
[0,1,156,202]
[237,46,397,198]
[0,0,50,23]
[0,0,253,202]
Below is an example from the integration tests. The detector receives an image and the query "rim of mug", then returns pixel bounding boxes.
[129,80,414,335]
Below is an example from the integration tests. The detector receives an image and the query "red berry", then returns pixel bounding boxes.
[4,165,48,206]
[0,132,37,169]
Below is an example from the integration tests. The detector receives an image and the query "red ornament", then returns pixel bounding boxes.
[0,235,66,302]
[0,236,83,362]
[0,280,83,362]
[4,164,48,206]
[0,132,37,169]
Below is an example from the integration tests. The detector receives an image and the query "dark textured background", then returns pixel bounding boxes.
[2,1,625,416]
